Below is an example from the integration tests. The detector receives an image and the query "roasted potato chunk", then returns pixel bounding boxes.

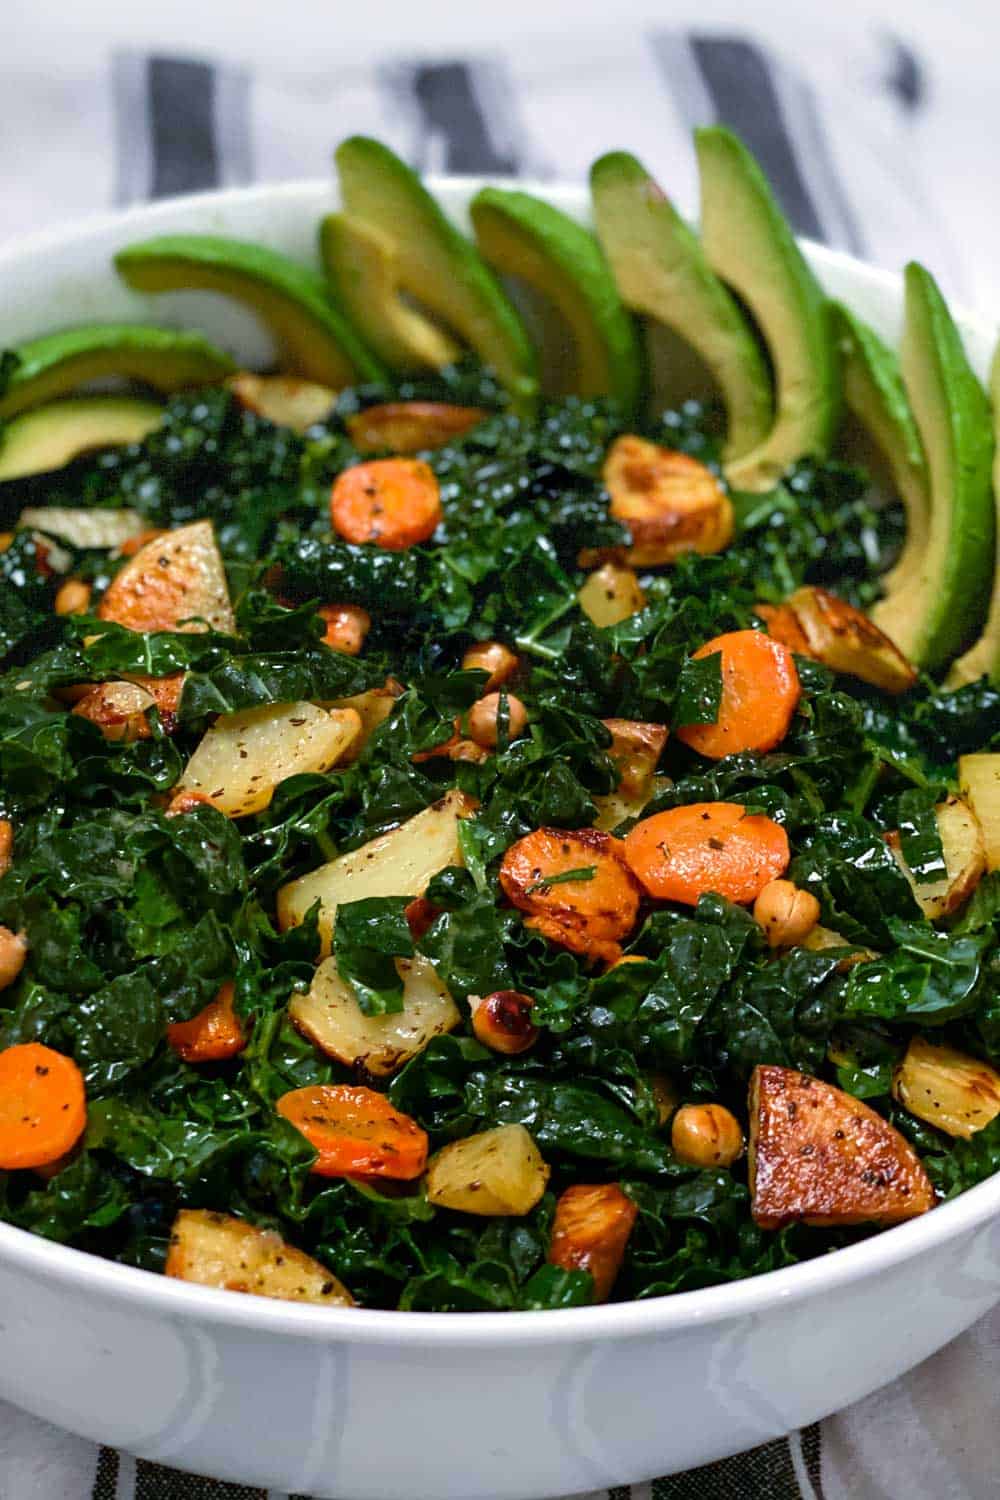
[892,1037,1000,1139]
[327,679,404,763]
[603,436,733,567]
[748,1064,935,1229]
[885,796,986,920]
[958,754,1000,872]
[227,372,336,432]
[425,1124,550,1216]
[290,954,460,1077]
[97,519,236,634]
[346,401,485,454]
[601,719,669,799]
[18,505,146,552]
[577,561,645,628]
[754,602,812,657]
[72,680,157,742]
[277,788,476,954]
[165,1209,354,1306]
[175,702,361,818]
[787,586,916,694]
[548,1183,638,1301]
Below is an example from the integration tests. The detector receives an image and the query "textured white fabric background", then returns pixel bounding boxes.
[1,1,998,1496]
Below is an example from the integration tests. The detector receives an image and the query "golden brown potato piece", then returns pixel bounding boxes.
[498,827,642,965]
[755,602,813,657]
[165,1209,354,1306]
[327,679,404,763]
[786,587,916,695]
[892,1037,1000,1140]
[97,519,236,634]
[289,954,460,1077]
[748,1065,934,1229]
[601,719,669,799]
[277,788,476,954]
[958,754,1000,872]
[603,436,733,568]
[577,561,645,628]
[346,401,485,454]
[548,1183,638,1301]
[885,796,986,921]
[425,1124,550,1216]
[227,373,336,432]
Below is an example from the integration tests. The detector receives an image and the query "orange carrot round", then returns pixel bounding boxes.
[330,459,442,550]
[624,802,790,906]
[276,1084,428,1179]
[167,981,246,1063]
[675,630,800,759]
[499,827,642,965]
[0,1043,87,1170]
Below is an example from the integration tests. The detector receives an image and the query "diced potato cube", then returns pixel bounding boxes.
[593,774,671,834]
[885,796,986,920]
[578,561,645,628]
[290,954,460,1076]
[276,788,475,954]
[601,719,668,798]
[227,373,337,432]
[892,1036,1000,1139]
[787,586,916,694]
[97,518,236,634]
[165,1208,354,1306]
[175,702,361,818]
[958,754,1000,872]
[426,1124,550,1216]
[748,1064,935,1229]
[326,680,404,763]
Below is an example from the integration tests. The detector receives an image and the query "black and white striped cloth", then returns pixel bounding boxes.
[2,5,999,1497]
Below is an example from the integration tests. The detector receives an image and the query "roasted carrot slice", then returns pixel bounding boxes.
[624,802,790,906]
[754,602,813,657]
[167,981,246,1063]
[318,603,371,655]
[675,629,800,759]
[330,459,442,550]
[548,1183,638,1302]
[276,1084,428,1180]
[346,402,484,454]
[498,827,642,965]
[0,1043,87,1170]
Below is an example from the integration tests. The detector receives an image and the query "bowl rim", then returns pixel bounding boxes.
[1,176,998,1348]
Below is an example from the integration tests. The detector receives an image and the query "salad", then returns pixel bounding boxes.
[0,129,999,1314]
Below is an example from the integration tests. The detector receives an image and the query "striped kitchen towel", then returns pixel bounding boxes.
[1,5,999,1498]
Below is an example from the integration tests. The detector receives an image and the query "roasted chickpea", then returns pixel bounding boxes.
[671,1103,744,1167]
[166,789,215,817]
[471,991,539,1055]
[462,640,519,692]
[54,579,92,616]
[0,927,27,991]
[319,602,371,656]
[0,819,12,879]
[466,692,528,749]
[753,879,821,949]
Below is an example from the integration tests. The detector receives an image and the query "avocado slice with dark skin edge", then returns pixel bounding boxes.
[695,126,841,491]
[114,236,385,388]
[469,186,642,418]
[892,263,994,677]
[945,336,1000,686]
[0,396,163,481]
[590,150,771,458]
[832,303,931,655]
[0,325,236,421]
[325,137,538,413]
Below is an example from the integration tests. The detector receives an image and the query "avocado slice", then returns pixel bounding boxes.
[323,137,538,411]
[0,396,162,481]
[832,303,931,655]
[949,340,1000,685]
[469,186,641,416]
[114,236,384,388]
[0,325,235,421]
[590,151,771,458]
[695,127,841,491]
[892,264,994,677]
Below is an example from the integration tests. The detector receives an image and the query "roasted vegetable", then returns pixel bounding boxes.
[277,1084,428,1179]
[548,1183,638,1301]
[885,796,986,920]
[290,955,460,1076]
[330,458,442,549]
[787,586,916,694]
[752,879,821,949]
[227,372,336,432]
[498,827,642,965]
[624,803,790,906]
[675,630,800,759]
[469,990,539,1055]
[892,1037,1000,1139]
[346,401,485,453]
[603,436,733,566]
[0,1044,86,1170]
[671,1103,744,1167]
[958,754,1000,871]
[425,1124,550,1216]
[748,1065,935,1228]
[577,560,645,627]
[97,518,236,634]
[165,1209,354,1305]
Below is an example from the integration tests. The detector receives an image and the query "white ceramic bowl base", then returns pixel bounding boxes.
[1,182,999,1499]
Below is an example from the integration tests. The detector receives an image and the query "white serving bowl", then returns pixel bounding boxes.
[1,181,999,1500]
